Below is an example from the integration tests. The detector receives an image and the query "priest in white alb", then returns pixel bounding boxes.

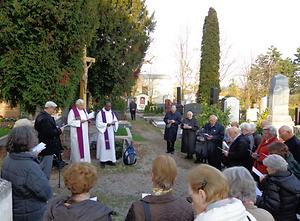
[67,99,92,163]
[96,101,119,167]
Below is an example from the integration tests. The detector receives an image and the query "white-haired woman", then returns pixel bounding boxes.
[256,154,300,221]
[223,166,274,221]
[240,122,254,151]
[181,111,199,159]
[67,99,91,163]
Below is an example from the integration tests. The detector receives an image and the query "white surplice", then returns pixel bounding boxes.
[67,108,91,163]
[96,108,119,162]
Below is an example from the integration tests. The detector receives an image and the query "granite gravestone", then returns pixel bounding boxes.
[224,97,240,123]
[184,103,201,116]
[0,179,12,221]
[268,74,294,129]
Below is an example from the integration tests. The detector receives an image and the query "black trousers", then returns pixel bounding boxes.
[167,141,175,152]
[130,110,136,120]
[207,147,222,170]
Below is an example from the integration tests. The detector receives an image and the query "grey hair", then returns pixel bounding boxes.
[229,126,241,135]
[240,122,251,133]
[265,125,277,136]
[223,167,257,202]
[263,154,288,171]
[210,115,218,120]
[14,119,33,128]
[249,123,257,133]
[279,125,293,133]
[171,105,177,109]
[76,99,85,106]
[7,126,38,153]
[186,111,193,116]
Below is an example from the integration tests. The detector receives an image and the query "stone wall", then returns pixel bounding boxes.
[0,179,12,221]
[0,102,20,118]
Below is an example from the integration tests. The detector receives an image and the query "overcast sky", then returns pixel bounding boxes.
[143,0,300,86]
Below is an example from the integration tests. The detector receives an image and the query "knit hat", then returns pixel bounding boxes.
[263,154,288,171]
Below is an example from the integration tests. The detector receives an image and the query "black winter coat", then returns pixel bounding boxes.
[1,152,52,221]
[34,111,62,156]
[163,111,182,142]
[225,134,253,171]
[203,122,225,149]
[285,135,300,164]
[257,170,300,221]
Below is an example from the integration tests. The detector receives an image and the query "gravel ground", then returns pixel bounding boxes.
[41,117,196,220]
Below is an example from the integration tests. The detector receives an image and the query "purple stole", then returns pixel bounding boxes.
[101,110,115,150]
[72,106,88,159]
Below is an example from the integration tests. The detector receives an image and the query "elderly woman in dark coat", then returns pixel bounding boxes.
[1,122,52,221]
[257,154,300,221]
[181,111,199,159]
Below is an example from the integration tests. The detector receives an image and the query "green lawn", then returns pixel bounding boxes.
[116,126,146,142]
[132,133,146,142]
[0,127,10,137]
[174,140,181,151]
[115,128,128,136]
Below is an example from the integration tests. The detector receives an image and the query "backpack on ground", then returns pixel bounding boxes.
[123,139,137,165]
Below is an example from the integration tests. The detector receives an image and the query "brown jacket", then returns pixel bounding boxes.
[245,204,275,221]
[125,193,194,221]
[43,196,113,221]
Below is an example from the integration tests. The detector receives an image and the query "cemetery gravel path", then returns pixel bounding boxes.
[50,116,194,221]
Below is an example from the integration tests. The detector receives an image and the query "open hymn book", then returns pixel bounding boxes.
[32,142,46,154]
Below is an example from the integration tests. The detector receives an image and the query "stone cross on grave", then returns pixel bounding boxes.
[80,46,95,109]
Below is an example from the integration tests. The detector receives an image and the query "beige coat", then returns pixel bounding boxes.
[245,204,275,221]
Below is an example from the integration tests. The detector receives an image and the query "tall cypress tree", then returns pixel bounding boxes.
[196,7,220,104]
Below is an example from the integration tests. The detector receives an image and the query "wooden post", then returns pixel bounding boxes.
[80,46,95,109]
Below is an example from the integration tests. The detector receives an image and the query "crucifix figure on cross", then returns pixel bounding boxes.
[80,46,95,109]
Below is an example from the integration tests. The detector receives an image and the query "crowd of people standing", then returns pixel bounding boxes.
[1,101,300,221]
[163,105,300,221]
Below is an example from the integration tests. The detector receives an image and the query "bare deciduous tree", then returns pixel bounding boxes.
[175,27,199,102]
[219,37,236,82]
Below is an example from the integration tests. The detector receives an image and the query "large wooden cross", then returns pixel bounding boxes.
[80,46,95,109]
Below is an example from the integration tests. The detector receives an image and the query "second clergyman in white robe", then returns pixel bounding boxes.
[67,107,91,163]
[96,108,119,163]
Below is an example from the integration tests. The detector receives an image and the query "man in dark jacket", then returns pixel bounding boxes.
[34,101,64,179]
[129,99,137,121]
[279,125,300,163]
[223,127,252,172]
[203,115,224,170]
[163,105,182,154]
[257,154,300,221]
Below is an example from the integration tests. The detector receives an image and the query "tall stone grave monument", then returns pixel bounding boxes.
[224,97,240,123]
[268,74,294,129]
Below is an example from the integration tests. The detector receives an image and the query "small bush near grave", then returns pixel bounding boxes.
[196,104,230,127]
